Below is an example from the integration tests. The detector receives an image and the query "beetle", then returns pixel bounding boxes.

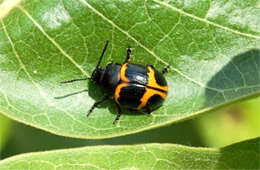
[61,40,169,123]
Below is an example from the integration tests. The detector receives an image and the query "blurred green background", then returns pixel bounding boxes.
[0,97,259,160]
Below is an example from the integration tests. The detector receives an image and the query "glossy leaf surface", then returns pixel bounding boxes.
[0,0,259,138]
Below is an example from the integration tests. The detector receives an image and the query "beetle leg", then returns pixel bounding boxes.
[113,103,122,124]
[146,64,154,68]
[146,107,151,115]
[145,103,152,115]
[87,95,109,117]
[124,46,131,63]
[162,65,170,74]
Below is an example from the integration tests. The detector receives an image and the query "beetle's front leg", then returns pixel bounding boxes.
[162,65,170,74]
[87,95,109,117]
[124,46,131,63]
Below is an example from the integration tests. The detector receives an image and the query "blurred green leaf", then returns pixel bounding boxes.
[0,114,12,150]
[0,138,259,169]
[194,97,260,147]
[0,0,259,139]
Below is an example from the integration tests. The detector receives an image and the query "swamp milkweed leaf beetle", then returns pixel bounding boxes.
[61,41,169,123]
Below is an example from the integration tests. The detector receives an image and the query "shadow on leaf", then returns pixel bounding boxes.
[204,49,260,108]
[217,137,259,169]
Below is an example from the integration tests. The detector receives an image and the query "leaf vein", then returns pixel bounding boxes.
[152,0,260,39]
[78,0,223,93]
[1,13,107,131]
[16,5,90,77]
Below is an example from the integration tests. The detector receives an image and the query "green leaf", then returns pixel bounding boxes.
[0,114,12,150]
[0,0,259,138]
[0,138,259,169]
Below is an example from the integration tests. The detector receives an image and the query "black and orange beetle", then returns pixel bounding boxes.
[61,41,169,123]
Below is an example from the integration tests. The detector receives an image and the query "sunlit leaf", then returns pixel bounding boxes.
[0,0,259,138]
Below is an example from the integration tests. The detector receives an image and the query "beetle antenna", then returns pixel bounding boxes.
[61,40,109,84]
[60,78,91,84]
[95,40,109,70]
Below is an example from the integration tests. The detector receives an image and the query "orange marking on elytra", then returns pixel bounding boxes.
[120,63,130,82]
[137,88,167,110]
[114,83,128,104]
[147,66,168,92]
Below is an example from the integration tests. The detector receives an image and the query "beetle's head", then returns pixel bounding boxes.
[91,67,106,83]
